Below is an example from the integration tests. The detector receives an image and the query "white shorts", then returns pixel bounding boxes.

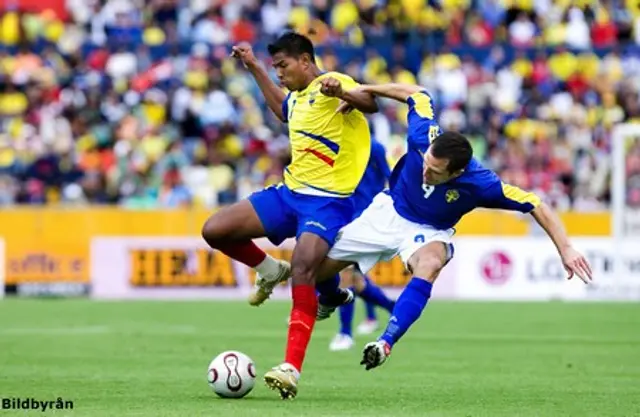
[328,192,455,274]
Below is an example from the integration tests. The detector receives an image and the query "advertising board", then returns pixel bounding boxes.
[455,237,640,301]
[90,237,457,300]
[4,242,89,297]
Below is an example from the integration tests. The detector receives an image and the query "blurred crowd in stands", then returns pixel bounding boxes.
[0,0,640,210]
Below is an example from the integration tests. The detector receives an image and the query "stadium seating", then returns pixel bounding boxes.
[0,0,639,209]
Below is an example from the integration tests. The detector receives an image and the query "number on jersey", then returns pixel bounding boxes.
[428,125,440,142]
[422,184,435,199]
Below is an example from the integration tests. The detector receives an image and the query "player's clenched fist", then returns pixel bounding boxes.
[320,77,344,98]
[230,42,258,69]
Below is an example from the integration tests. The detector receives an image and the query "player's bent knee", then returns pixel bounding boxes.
[410,254,446,283]
[339,268,355,288]
[201,215,222,243]
[202,201,264,244]
[353,273,366,293]
[201,213,232,245]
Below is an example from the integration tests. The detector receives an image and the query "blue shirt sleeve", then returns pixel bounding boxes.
[281,92,292,123]
[371,140,391,181]
[406,90,441,147]
[481,179,542,213]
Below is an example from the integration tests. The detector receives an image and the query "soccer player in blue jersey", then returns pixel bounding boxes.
[330,139,396,351]
[200,33,378,398]
[308,82,593,370]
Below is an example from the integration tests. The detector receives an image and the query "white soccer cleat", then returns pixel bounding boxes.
[360,340,391,370]
[329,333,354,351]
[356,319,379,335]
[248,260,291,306]
[317,288,354,321]
[264,363,299,400]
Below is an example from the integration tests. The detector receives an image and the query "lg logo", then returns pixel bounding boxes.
[479,251,513,285]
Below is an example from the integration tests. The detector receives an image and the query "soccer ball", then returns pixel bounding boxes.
[207,351,256,398]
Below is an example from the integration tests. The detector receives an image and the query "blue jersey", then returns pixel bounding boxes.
[352,139,391,213]
[389,90,541,230]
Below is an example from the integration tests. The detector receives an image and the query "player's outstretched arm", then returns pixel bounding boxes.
[360,83,425,103]
[319,77,378,113]
[231,43,287,122]
[531,203,593,283]
[340,88,379,113]
[484,182,593,284]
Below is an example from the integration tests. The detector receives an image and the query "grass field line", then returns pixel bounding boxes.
[1,326,639,344]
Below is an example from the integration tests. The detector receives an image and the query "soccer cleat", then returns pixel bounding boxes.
[360,340,391,370]
[329,333,354,351]
[356,319,379,335]
[264,363,299,400]
[248,260,291,306]
[317,288,354,321]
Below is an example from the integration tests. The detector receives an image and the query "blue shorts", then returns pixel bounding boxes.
[249,185,355,247]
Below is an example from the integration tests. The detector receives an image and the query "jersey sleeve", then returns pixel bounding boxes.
[281,92,292,123]
[481,180,542,213]
[406,90,441,147]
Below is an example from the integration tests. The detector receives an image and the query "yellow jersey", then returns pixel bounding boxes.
[282,71,371,197]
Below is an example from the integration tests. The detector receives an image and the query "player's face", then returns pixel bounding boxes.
[272,52,308,91]
[423,150,459,185]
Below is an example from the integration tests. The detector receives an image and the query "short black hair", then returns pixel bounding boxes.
[267,32,316,63]
[430,132,473,173]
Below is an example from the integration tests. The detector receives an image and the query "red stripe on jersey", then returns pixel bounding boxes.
[303,148,335,167]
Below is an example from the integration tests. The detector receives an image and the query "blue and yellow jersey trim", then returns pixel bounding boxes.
[281,71,371,197]
[284,167,352,196]
[406,90,441,146]
[282,92,293,122]
[480,179,541,213]
[492,182,541,213]
[501,183,541,209]
[407,91,436,120]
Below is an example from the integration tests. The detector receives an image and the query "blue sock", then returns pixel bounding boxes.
[339,301,354,336]
[316,274,345,305]
[379,278,432,348]
[365,301,377,321]
[359,276,395,313]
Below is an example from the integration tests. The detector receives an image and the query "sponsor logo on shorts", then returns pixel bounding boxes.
[305,221,327,231]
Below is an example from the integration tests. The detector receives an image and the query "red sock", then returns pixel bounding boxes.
[214,241,267,268]
[285,285,318,372]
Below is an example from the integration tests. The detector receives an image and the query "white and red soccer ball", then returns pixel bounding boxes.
[207,351,256,398]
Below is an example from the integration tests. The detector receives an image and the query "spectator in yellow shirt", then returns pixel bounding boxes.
[0,83,28,117]
[548,48,578,81]
[331,0,360,34]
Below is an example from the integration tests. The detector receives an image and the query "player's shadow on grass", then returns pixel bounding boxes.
[195,394,269,402]
[196,391,351,403]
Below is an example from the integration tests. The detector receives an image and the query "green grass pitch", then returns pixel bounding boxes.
[1,300,639,417]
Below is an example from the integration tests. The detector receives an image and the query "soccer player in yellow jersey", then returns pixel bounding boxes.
[201,33,378,399]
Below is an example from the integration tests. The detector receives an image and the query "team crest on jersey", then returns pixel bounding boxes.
[308,91,317,106]
[445,189,460,203]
